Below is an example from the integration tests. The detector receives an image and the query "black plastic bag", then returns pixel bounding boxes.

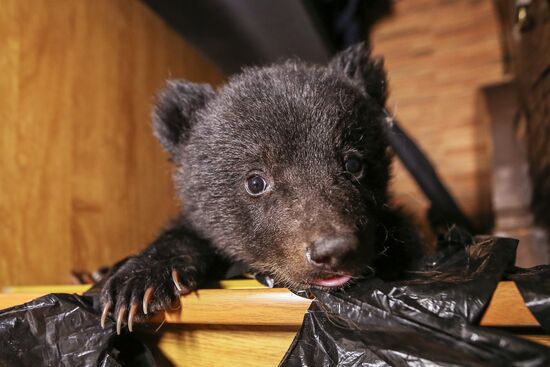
[0,293,117,366]
[509,266,550,335]
[0,293,154,367]
[281,230,550,367]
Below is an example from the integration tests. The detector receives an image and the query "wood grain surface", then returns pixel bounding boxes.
[480,281,540,327]
[0,282,544,329]
[372,0,504,233]
[0,0,223,286]
[142,325,299,367]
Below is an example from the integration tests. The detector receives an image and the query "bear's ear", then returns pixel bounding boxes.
[329,42,387,107]
[152,80,215,158]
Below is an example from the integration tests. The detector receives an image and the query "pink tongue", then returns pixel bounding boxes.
[311,274,352,287]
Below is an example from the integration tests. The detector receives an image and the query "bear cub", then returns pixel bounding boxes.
[100,42,421,334]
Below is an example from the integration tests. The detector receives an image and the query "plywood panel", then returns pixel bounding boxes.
[372,0,503,231]
[0,0,224,286]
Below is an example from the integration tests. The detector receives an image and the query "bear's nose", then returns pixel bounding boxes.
[307,235,359,269]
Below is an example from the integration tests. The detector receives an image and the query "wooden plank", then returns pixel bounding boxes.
[0,281,542,328]
[481,281,539,327]
[159,288,310,326]
[141,325,299,367]
[0,286,311,326]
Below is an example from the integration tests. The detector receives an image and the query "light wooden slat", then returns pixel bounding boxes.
[0,287,311,326]
[159,288,310,326]
[142,325,298,367]
[0,281,543,328]
[480,281,539,327]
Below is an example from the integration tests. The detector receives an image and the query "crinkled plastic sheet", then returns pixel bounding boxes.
[281,229,550,367]
[0,293,154,367]
[0,293,117,366]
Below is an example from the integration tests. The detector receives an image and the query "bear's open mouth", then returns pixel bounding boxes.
[310,274,352,288]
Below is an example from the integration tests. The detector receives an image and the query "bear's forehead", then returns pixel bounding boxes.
[208,64,364,131]
[189,63,378,163]
[224,64,360,109]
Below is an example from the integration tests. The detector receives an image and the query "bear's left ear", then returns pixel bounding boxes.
[329,42,387,107]
[152,80,216,158]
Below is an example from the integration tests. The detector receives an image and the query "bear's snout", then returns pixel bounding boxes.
[306,234,359,271]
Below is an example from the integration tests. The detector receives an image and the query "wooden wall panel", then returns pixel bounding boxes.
[371,0,503,230]
[0,1,223,286]
[0,0,505,285]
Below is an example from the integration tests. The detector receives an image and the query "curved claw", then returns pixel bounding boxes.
[172,269,184,293]
[101,302,112,329]
[116,305,127,335]
[143,287,154,315]
[128,303,138,332]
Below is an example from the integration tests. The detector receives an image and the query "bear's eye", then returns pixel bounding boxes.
[245,174,268,196]
[344,156,363,176]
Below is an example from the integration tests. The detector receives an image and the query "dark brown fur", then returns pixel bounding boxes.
[100,43,422,331]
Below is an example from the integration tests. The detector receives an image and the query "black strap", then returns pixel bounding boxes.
[383,112,476,233]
